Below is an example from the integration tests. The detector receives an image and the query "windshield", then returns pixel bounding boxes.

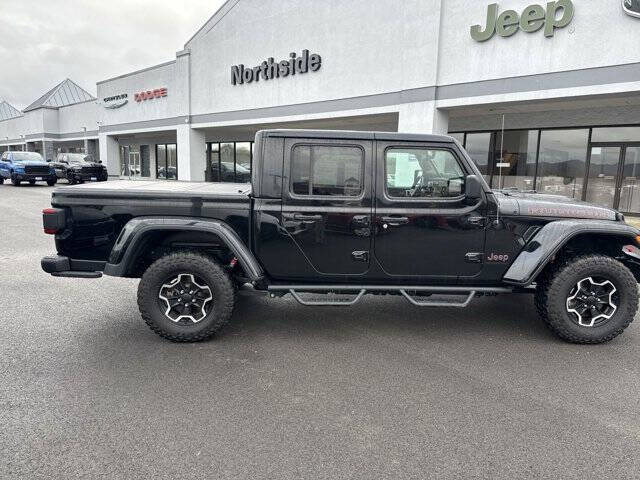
[66,153,92,163]
[12,152,44,162]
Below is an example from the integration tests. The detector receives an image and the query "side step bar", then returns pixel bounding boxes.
[400,290,475,308]
[268,285,513,308]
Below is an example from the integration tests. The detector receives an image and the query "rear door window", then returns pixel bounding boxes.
[291,145,364,197]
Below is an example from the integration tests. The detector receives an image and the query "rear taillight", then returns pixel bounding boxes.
[42,208,66,235]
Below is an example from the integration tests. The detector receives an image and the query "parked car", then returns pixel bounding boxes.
[211,161,251,183]
[0,151,56,186]
[41,129,640,345]
[51,153,108,184]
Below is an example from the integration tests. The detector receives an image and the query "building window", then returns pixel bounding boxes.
[206,142,254,183]
[492,130,538,191]
[465,133,492,183]
[156,143,178,180]
[386,148,465,198]
[536,129,588,199]
[620,146,640,214]
[585,146,620,208]
[290,145,363,197]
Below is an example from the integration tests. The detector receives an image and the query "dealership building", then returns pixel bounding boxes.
[2,0,640,213]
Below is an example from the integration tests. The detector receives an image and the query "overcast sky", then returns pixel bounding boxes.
[0,0,226,109]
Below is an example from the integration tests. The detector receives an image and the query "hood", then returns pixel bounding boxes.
[70,161,106,168]
[495,191,618,221]
[14,160,51,167]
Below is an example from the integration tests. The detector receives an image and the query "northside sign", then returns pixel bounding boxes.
[231,50,322,86]
[471,1,575,42]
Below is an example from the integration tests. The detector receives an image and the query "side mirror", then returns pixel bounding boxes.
[466,175,483,201]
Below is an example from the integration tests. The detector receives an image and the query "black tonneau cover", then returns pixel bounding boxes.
[51,180,251,204]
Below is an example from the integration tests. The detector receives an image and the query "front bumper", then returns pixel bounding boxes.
[41,255,105,278]
[68,170,108,181]
[14,173,56,181]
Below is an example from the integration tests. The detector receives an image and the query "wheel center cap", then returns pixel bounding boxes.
[181,293,192,302]
[586,296,598,306]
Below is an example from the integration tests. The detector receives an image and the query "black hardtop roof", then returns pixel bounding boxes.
[258,129,457,143]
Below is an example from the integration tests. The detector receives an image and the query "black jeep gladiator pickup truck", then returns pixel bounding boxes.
[41,129,640,344]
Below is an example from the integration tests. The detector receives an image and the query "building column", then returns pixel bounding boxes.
[41,141,55,162]
[398,101,449,135]
[86,139,98,159]
[176,125,206,182]
[99,133,120,177]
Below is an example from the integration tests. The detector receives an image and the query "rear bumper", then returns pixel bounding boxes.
[41,255,105,278]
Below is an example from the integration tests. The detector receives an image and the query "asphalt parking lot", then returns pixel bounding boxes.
[2,183,640,479]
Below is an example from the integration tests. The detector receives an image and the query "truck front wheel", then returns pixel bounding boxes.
[535,255,638,344]
[137,252,235,342]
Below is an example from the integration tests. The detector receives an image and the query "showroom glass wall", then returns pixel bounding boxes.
[206,141,254,183]
[450,126,640,214]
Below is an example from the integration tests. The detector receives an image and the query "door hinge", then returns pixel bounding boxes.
[352,251,369,262]
[465,252,483,264]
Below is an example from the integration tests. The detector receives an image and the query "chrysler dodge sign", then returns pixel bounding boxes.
[231,50,322,86]
[103,94,128,109]
[623,0,640,18]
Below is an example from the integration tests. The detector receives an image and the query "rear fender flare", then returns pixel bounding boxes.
[103,217,264,281]
[503,220,640,286]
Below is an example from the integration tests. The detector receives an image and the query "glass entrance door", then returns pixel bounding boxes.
[619,146,640,214]
[586,144,640,213]
[585,146,622,209]
[128,152,141,178]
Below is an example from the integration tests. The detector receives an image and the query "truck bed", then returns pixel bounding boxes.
[50,180,252,263]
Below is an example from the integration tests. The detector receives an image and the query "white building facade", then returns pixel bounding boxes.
[3,0,640,213]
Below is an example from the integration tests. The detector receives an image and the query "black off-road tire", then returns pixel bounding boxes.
[137,252,235,342]
[535,255,638,344]
[0,177,4,184]
[46,178,57,186]
[11,176,20,186]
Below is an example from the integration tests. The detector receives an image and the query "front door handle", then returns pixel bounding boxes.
[381,216,409,226]
[293,213,323,222]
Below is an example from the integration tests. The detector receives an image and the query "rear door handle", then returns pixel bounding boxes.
[468,216,486,227]
[381,216,409,226]
[293,213,323,221]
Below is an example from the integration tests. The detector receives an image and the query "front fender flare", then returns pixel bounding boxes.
[503,220,640,286]
[103,217,264,281]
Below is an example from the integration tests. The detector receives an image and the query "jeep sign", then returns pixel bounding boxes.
[471,1,575,42]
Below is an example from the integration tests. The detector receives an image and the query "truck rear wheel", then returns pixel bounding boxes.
[535,255,638,344]
[137,252,235,342]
